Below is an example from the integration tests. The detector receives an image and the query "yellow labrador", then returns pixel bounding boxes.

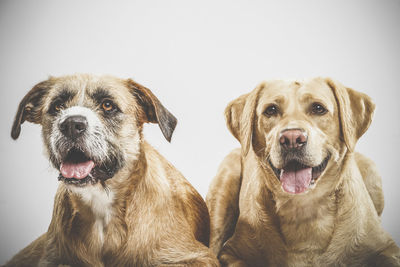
[207,78,400,266]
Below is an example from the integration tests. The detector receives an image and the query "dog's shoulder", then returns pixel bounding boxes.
[141,141,192,190]
[141,141,210,245]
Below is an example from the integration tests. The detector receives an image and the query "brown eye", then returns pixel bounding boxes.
[264,105,279,117]
[102,99,115,112]
[311,103,327,115]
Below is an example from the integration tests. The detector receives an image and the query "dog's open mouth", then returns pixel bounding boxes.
[269,155,330,194]
[58,148,96,186]
[57,147,121,186]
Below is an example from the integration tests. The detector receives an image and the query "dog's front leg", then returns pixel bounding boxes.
[157,247,221,267]
[368,242,400,267]
[188,256,221,267]
[36,238,77,267]
[216,218,264,267]
[159,260,219,267]
[218,234,253,267]
[218,247,248,267]
[37,251,63,267]
[218,254,248,267]
[158,255,221,267]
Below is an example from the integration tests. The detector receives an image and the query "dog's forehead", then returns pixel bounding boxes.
[45,74,134,107]
[257,78,336,108]
[299,78,335,101]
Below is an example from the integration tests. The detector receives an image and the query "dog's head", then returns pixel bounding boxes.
[226,78,374,195]
[11,74,177,187]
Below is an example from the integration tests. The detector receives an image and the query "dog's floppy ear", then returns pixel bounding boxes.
[225,84,263,156]
[225,93,249,141]
[326,78,375,152]
[11,79,52,140]
[127,79,177,142]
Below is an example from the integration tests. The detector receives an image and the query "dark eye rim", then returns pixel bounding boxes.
[311,102,328,115]
[264,104,280,117]
[49,100,65,115]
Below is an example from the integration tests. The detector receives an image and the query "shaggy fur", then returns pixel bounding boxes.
[206,78,400,267]
[7,74,219,267]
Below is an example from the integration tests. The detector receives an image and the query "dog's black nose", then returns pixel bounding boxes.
[280,129,307,150]
[59,115,88,139]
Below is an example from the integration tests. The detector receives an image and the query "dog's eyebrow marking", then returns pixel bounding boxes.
[300,94,326,105]
[51,89,76,104]
[90,88,115,104]
[269,96,285,105]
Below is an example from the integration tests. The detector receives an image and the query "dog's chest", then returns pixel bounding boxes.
[71,186,115,245]
[67,185,157,266]
[277,197,336,255]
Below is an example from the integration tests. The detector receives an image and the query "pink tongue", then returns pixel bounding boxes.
[60,161,95,179]
[280,167,312,194]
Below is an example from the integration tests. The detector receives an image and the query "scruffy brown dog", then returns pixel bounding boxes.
[207,78,400,267]
[7,74,219,267]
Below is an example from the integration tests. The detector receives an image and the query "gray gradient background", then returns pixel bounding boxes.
[0,0,399,263]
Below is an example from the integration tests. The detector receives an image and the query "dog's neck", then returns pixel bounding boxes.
[260,152,370,256]
[63,141,150,243]
[241,150,346,253]
[64,139,171,223]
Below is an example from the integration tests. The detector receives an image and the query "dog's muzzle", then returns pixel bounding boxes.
[54,113,123,187]
[268,129,330,194]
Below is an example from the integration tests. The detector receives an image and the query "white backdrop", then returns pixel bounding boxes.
[1,0,399,263]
